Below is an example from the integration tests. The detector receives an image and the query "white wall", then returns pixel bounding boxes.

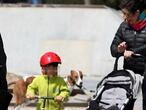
[0,7,123,76]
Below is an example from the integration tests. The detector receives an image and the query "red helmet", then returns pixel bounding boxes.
[40,52,61,67]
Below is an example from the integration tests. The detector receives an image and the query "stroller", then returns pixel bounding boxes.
[86,56,143,110]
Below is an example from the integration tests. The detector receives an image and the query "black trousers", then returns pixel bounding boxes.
[0,65,12,110]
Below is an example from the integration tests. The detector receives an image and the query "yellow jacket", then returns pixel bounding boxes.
[26,75,70,110]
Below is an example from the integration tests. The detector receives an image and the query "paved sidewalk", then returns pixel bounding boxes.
[8,93,142,110]
[8,77,143,110]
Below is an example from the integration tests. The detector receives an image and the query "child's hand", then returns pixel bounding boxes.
[55,96,63,103]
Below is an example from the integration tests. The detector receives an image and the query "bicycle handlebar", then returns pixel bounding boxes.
[34,96,54,110]
[34,96,54,100]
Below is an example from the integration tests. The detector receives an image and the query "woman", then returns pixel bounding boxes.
[110,0,146,109]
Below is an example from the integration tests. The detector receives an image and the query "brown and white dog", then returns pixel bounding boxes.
[9,76,35,106]
[64,70,83,94]
[9,70,83,106]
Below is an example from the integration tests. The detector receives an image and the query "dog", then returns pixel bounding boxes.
[9,76,35,106]
[64,70,83,94]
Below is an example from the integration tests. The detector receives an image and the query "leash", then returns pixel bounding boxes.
[81,85,95,97]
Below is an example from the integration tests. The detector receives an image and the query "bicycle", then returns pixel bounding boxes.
[34,96,54,110]
[14,96,54,110]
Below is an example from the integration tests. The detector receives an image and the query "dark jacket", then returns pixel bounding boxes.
[0,34,6,66]
[0,34,11,110]
[110,21,146,75]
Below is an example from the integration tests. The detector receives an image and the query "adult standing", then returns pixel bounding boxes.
[0,34,12,110]
[110,0,146,109]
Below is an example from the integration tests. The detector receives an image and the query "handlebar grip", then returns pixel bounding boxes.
[34,96,54,100]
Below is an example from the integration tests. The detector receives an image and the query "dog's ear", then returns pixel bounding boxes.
[79,71,83,79]
[70,70,75,76]
[79,70,82,74]
[26,76,35,85]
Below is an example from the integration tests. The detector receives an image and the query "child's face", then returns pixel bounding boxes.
[42,63,58,77]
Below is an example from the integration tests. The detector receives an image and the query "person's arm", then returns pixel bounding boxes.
[132,45,146,55]
[110,23,124,57]
[0,34,6,66]
[26,77,38,98]
[57,78,70,102]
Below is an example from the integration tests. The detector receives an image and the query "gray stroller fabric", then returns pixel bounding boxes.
[98,70,143,110]
[126,70,143,98]
[99,88,127,109]
[86,69,143,110]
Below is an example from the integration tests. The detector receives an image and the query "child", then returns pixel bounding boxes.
[26,52,70,110]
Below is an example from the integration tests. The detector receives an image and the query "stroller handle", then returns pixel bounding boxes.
[131,54,145,58]
[131,54,146,62]
[114,54,146,71]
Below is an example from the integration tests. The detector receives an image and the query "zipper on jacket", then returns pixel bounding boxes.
[48,77,50,110]
[134,31,137,48]
[133,31,137,67]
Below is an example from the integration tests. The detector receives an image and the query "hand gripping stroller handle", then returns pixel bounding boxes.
[113,54,146,71]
